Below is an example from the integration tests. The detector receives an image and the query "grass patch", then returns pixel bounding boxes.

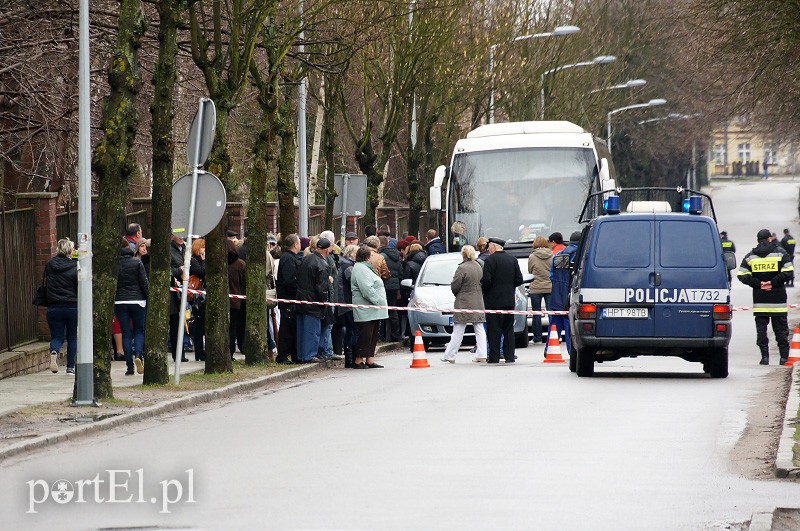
[120,360,291,393]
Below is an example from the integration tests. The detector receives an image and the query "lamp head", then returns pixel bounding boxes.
[626,79,647,87]
[553,25,580,36]
[593,55,617,64]
[648,98,667,106]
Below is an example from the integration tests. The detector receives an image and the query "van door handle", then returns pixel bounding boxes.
[651,272,662,286]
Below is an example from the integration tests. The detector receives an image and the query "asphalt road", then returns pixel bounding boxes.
[3,179,800,531]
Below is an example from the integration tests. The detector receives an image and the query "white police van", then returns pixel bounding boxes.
[568,188,732,378]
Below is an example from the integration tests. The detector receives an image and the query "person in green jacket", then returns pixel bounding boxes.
[350,246,388,369]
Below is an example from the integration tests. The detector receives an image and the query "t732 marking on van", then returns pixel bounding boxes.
[580,288,729,304]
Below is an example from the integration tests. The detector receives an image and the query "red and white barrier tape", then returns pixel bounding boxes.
[171,288,797,315]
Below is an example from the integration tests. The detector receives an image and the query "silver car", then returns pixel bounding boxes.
[401,253,531,350]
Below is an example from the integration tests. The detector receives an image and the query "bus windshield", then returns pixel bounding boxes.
[447,147,596,247]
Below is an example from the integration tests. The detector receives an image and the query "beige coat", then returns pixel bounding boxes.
[451,259,486,323]
[527,247,553,294]
[369,249,390,280]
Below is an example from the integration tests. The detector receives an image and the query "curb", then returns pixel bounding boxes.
[775,363,800,478]
[0,362,330,464]
[749,510,774,531]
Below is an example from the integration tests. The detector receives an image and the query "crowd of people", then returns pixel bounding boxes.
[42,217,600,374]
[275,225,448,368]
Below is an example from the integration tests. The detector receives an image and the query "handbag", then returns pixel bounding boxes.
[187,275,202,301]
[32,269,48,307]
[265,274,278,309]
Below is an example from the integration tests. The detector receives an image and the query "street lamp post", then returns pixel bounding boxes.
[606,98,667,156]
[540,55,616,119]
[589,78,646,94]
[489,25,579,124]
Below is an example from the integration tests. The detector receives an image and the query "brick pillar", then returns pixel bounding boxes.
[17,192,59,338]
[226,202,245,237]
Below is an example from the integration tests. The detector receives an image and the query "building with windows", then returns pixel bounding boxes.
[709,117,799,177]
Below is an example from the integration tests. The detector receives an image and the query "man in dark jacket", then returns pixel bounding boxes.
[547,231,580,358]
[738,229,794,365]
[424,229,446,255]
[295,237,333,363]
[481,237,523,363]
[276,234,302,364]
[379,235,403,342]
[169,234,188,362]
[781,228,795,286]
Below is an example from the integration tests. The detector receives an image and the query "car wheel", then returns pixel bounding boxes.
[515,331,529,349]
[576,347,595,377]
[709,347,728,378]
[569,339,577,373]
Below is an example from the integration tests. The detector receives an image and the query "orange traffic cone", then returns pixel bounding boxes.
[543,324,566,364]
[410,330,430,368]
[785,328,800,366]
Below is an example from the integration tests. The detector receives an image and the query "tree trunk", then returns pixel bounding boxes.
[276,83,297,238]
[89,0,145,399]
[144,0,183,384]
[203,108,233,374]
[243,110,272,365]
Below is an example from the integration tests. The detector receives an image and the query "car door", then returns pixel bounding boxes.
[653,218,726,338]
[589,217,656,338]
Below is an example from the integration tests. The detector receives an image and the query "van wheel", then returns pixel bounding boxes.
[515,331,529,349]
[576,347,595,377]
[709,348,728,378]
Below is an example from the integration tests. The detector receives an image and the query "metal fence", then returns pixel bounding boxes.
[0,208,38,351]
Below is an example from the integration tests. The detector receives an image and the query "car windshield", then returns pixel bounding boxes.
[448,147,595,245]
[418,256,461,286]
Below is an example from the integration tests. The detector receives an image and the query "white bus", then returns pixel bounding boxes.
[430,121,615,258]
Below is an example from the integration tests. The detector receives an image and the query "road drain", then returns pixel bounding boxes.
[58,413,122,423]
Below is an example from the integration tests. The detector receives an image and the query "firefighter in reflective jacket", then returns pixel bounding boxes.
[737,229,794,365]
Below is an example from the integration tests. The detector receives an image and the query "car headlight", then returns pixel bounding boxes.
[414,297,438,310]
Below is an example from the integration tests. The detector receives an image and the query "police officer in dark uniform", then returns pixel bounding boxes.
[781,228,795,286]
[481,237,523,364]
[720,231,736,283]
[737,229,794,365]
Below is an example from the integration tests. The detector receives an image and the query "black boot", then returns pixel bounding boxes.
[344,347,355,369]
[760,350,769,365]
[780,351,789,365]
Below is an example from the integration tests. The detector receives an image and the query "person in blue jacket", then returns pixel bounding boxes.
[546,231,581,357]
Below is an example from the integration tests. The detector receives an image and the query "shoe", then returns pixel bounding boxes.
[440,356,455,364]
[66,367,75,375]
[487,360,499,364]
[353,363,367,369]
[125,368,135,375]
[50,352,58,373]
[113,352,125,361]
[504,359,515,364]
[759,355,769,365]
[366,363,384,368]
[780,357,788,365]
[195,357,205,362]
[469,346,477,354]
[134,356,144,374]
[330,354,345,360]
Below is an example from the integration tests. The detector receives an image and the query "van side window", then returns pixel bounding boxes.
[659,220,717,268]
[593,220,651,268]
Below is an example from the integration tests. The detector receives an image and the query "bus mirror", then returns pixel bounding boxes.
[433,165,447,188]
[430,186,442,211]
[599,158,611,182]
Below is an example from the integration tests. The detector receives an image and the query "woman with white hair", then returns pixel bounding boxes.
[45,238,79,374]
[441,245,487,363]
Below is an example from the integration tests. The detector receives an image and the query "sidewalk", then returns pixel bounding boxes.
[0,350,208,417]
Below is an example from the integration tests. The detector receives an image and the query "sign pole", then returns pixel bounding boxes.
[74,0,95,405]
[174,98,207,384]
[339,173,349,245]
